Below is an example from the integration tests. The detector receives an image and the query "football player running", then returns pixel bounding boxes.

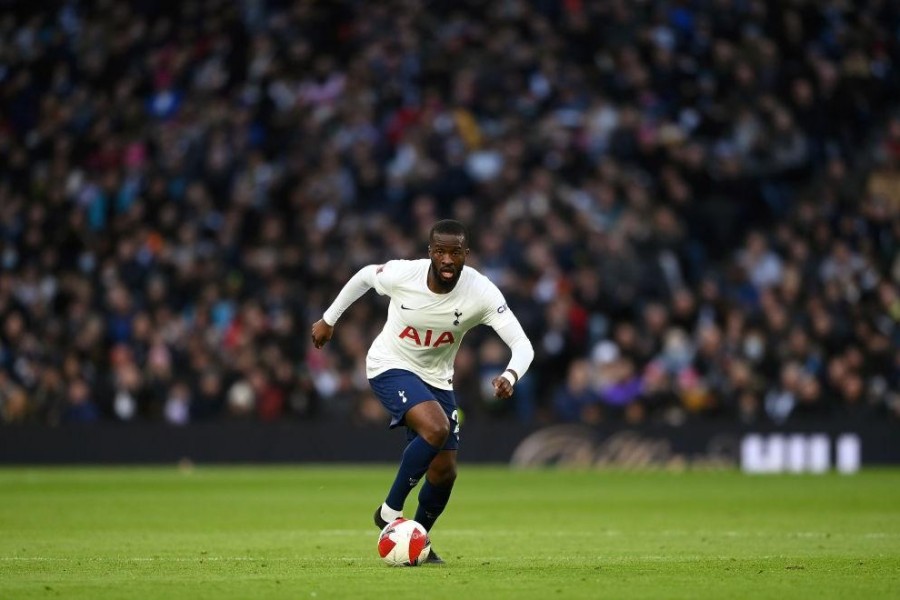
[311,219,534,564]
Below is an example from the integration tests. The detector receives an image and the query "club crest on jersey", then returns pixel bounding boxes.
[399,326,455,348]
[453,310,462,326]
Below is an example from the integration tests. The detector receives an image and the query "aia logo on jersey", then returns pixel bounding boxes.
[399,326,455,348]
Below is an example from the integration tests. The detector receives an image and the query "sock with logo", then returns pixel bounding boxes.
[414,479,453,532]
[384,436,441,512]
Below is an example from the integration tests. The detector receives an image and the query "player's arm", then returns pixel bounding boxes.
[490,318,534,399]
[311,264,385,349]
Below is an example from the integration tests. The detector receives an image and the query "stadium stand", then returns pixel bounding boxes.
[0,0,898,427]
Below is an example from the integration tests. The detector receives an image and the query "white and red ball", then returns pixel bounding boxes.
[377,518,432,566]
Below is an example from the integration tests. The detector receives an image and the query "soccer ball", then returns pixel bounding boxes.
[377,518,432,566]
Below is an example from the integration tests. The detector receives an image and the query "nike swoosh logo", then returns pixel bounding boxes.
[400,304,416,310]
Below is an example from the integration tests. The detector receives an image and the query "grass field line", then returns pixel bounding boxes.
[0,554,808,563]
[0,557,283,562]
[322,528,896,538]
[3,528,891,539]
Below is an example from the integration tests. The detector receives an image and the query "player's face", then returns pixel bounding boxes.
[428,232,468,290]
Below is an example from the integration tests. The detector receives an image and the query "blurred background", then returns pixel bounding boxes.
[0,0,898,467]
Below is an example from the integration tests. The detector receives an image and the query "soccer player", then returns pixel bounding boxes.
[310,219,534,564]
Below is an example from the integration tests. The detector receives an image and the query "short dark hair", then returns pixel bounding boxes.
[429,219,469,247]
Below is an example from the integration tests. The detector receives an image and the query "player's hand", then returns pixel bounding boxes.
[491,374,514,399]
[311,319,334,349]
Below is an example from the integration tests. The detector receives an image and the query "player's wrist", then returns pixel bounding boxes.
[501,370,517,386]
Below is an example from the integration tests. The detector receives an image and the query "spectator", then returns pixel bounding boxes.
[552,359,600,424]
[0,0,897,429]
[61,378,100,424]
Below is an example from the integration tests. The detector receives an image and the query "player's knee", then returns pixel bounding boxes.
[419,417,451,448]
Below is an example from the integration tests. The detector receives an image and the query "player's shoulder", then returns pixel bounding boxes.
[377,259,428,279]
[461,266,505,305]
[462,264,497,289]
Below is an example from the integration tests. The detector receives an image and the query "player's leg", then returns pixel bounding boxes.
[411,448,455,564]
[414,449,457,532]
[378,400,450,524]
[412,387,458,565]
[369,370,451,527]
[413,385,460,532]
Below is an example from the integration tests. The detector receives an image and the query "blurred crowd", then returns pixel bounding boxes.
[0,0,898,428]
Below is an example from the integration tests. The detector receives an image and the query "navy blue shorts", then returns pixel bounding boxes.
[369,369,459,451]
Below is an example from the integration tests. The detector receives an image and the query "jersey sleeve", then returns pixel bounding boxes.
[478,278,517,329]
[370,260,403,296]
[322,264,379,325]
[478,276,534,381]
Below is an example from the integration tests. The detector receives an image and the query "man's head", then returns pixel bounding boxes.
[427,220,470,291]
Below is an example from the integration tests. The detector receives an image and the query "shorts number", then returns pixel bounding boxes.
[450,409,460,436]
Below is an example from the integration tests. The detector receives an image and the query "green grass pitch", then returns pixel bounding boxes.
[0,466,898,599]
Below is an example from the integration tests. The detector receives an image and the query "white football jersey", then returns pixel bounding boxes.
[367,259,516,389]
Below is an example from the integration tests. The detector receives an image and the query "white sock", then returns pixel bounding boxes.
[380,502,402,523]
